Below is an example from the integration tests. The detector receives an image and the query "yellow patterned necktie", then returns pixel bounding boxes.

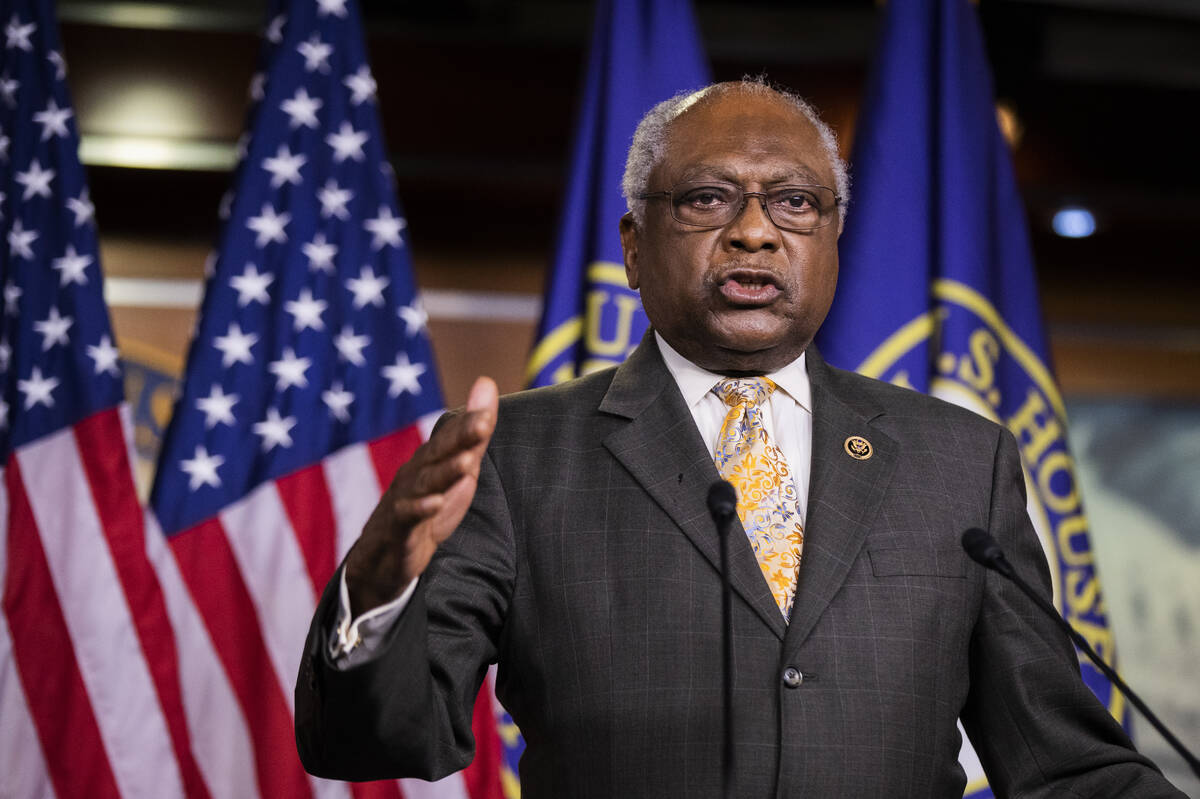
[713,377,805,620]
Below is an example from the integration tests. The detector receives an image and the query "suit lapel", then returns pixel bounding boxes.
[600,335,787,640]
[784,349,898,654]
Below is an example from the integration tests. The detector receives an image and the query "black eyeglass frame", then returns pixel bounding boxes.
[637,180,843,232]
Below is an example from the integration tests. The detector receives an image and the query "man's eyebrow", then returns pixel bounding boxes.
[675,164,826,185]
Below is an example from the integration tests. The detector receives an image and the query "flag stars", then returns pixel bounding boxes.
[16,159,54,200]
[33,98,72,140]
[5,15,35,51]
[253,407,297,451]
[33,307,72,351]
[334,325,370,366]
[246,203,290,246]
[67,188,94,226]
[52,244,93,286]
[249,72,266,102]
[0,340,11,372]
[318,179,353,220]
[317,0,349,18]
[230,263,274,306]
[47,49,66,79]
[196,384,238,428]
[180,445,224,490]
[213,322,258,367]
[398,301,428,336]
[383,354,426,397]
[302,232,337,273]
[344,65,376,105]
[280,86,322,129]
[325,121,367,163]
[345,265,389,309]
[0,129,10,161]
[268,347,311,390]
[18,367,58,410]
[265,13,286,43]
[4,282,22,314]
[262,144,306,188]
[297,33,333,73]
[87,335,121,376]
[7,219,36,260]
[0,73,18,107]
[364,206,406,250]
[322,382,354,422]
[285,288,328,332]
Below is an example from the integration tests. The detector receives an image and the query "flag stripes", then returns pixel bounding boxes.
[4,458,124,799]
[74,409,213,799]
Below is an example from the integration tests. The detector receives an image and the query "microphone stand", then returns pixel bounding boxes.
[962,528,1200,780]
[708,482,738,799]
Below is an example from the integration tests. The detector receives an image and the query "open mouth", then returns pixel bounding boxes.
[718,271,781,305]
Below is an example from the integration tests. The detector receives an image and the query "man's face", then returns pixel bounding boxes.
[620,91,840,375]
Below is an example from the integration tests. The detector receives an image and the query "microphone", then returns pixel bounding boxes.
[961,528,1200,779]
[707,480,737,799]
[707,480,737,522]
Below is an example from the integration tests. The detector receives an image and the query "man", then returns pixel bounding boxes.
[296,81,1181,797]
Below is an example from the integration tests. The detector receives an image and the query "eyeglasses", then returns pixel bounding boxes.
[639,180,841,232]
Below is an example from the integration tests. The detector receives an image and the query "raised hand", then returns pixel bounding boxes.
[344,376,499,615]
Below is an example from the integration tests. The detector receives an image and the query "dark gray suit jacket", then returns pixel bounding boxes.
[296,337,1179,798]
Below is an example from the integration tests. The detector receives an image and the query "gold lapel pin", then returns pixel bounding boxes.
[844,435,873,460]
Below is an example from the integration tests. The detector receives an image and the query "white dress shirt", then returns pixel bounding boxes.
[330,334,814,659]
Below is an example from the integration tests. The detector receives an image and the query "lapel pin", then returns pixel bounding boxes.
[844,435,873,460]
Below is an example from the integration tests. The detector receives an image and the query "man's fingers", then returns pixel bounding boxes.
[466,376,499,414]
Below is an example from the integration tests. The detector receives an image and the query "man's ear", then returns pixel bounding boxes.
[619,212,640,289]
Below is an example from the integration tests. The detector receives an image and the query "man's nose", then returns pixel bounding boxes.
[723,193,781,252]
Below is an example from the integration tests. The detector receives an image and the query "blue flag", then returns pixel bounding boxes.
[816,0,1125,795]
[525,0,709,388]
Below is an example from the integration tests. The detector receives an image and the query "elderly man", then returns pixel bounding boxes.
[296,81,1180,797]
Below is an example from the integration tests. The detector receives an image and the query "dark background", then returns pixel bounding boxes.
[59,0,1200,401]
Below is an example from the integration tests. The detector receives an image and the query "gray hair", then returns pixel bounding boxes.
[621,78,850,229]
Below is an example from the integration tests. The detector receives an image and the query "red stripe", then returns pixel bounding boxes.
[463,679,505,799]
[350,780,404,799]
[366,425,423,488]
[3,458,122,799]
[74,410,213,799]
[275,464,338,600]
[170,519,313,799]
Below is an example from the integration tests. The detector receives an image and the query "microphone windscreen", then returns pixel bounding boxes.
[961,527,1003,566]
[707,480,738,519]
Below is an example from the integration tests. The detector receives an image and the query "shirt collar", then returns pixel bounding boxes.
[654,331,812,413]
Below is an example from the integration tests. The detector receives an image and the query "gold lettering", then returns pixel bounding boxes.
[1007,387,1061,465]
[1067,617,1116,665]
[1037,451,1079,514]
[1054,513,1092,567]
[1063,570,1099,616]
[585,291,640,357]
[957,328,999,392]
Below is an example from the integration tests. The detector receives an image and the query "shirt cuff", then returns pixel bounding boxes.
[328,567,417,661]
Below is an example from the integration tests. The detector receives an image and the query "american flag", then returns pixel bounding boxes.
[1,0,505,796]
[1,0,207,796]
[148,0,506,797]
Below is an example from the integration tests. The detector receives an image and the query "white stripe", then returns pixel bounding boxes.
[218,484,315,716]
[0,471,57,799]
[17,432,186,798]
[146,512,258,799]
[399,773,471,799]
[0,613,57,799]
[323,443,384,565]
